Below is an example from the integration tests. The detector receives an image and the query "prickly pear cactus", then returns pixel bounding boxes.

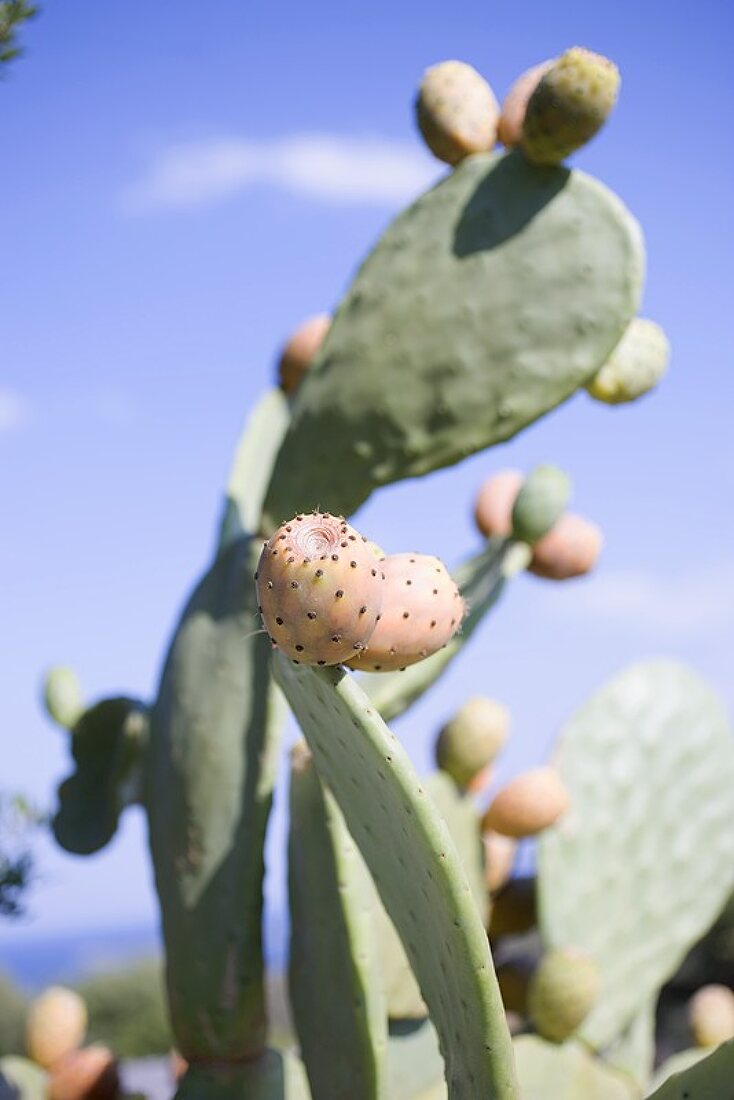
[386,1019,445,1100]
[262,149,644,525]
[538,660,734,1049]
[513,1036,634,1100]
[273,656,518,1100]
[645,1040,734,1100]
[175,1049,311,1100]
[0,1056,48,1100]
[586,318,670,405]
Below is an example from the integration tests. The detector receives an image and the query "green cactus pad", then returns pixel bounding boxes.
[0,1056,47,1100]
[176,1049,311,1100]
[53,696,149,854]
[376,771,488,1020]
[288,746,386,1099]
[538,660,734,1049]
[262,150,643,525]
[217,388,291,550]
[645,1040,734,1100]
[147,536,283,1062]
[273,656,518,1100]
[386,1019,445,1100]
[364,538,509,723]
[603,996,656,1093]
[513,1036,634,1100]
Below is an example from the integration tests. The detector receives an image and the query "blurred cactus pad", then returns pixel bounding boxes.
[41,42,734,1100]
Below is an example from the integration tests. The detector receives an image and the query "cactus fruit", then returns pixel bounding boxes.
[483,767,569,838]
[586,318,670,405]
[474,470,524,539]
[435,696,509,790]
[511,465,571,546]
[483,831,518,895]
[528,948,600,1043]
[415,60,499,165]
[689,984,734,1048]
[256,511,385,665]
[527,514,603,580]
[497,61,554,147]
[25,987,87,1070]
[277,314,331,395]
[522,48,621,166]
[346,553,464,672]
[42,667,84,730]
[48,1046,119,1100]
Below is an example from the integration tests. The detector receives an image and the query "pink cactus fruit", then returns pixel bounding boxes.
[25,987,88,1070]
[416,60,499,165]
[48,1046,119,1100]
[482,766,569,838]
[497,60,554,147]
[483,830,518,894]
[255,511,384,665]
[528,513,603,580]
[346,552,465,672]
[689,984,734,1047]
[277,313,331,395]
[473,469,524,539]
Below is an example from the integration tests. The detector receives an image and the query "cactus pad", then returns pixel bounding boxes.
[263,150,644,525]
[645,1040,734,1100]
[176,1049,311,1100]
[386,1020,445,1100]
[273,656,518,1100]
[513,1036,634,1100]
[538,660,734,1049]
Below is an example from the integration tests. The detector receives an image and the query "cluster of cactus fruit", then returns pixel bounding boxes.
[30,39,734,1100]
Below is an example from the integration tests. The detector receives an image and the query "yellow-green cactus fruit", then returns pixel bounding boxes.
[528,947,600,1043]
[689,984,734,1047]
[522,47,620,165]
[42,668,84,730]
[435,696,509,790]
[25,987,87,1070]
[416,60,499,165]
[587,318,670,404]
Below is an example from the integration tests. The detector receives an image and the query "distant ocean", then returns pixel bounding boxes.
[0,911,289,991]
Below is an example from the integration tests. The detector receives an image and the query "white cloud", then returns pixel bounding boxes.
[0,388,30,435]
[121,132,440,213]
[554,560,734,638]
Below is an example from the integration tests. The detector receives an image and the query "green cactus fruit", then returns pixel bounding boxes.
[278,314,332,396]
[288,742,386,1099]
[416,60,499,165]
[646,1040,734,1100]
[0,1056,48,1100]
[42,667,84,730]
[511,465,571,546]
[497,61,554,147]
[347,553,464,673]
[147,535,283,1064]
[528,947,600,1043]
[689,984,734,1048]
[25,986,87,1069]
[538,660,734,1050]
[53,697,149,855]
[586,318,670,405]
[262,149,644,527]
[435,697,509,790]
[363,538,509,723]
[474,470,524,539]
[273,656,519,1100]
[528,513,603,580]
[522,47,621,166]
[513,1036,634,1100]
[482,767,569,838]
[256,511,385,665]
[217,387,291,551]
[48,1045,118,1100]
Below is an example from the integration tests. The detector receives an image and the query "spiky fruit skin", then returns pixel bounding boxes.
[474,469,524,539]
[256,511,384,665]
[25,987,87,1070]
[528,947,600,1043]
[48,1046,119,1100]
[346,552,464,672]
[416,60,499,165]
[528,514,603,580]
[498,61,553,147]
[483,830,518,894]
[586,318,670,404]
[482,767,569,838]
[689,984,734,1047]
[511,465,571,546]
[522,47,620,165]
[277,313,331,395]
[436,696,509,788]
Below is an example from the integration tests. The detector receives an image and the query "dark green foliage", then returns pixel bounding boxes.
[0,794,43,919]
[0,974,27,1057]
[0,2,38,68]
[75,959,172,1058]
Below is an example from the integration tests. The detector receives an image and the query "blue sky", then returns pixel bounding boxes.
[1,1,733,954]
